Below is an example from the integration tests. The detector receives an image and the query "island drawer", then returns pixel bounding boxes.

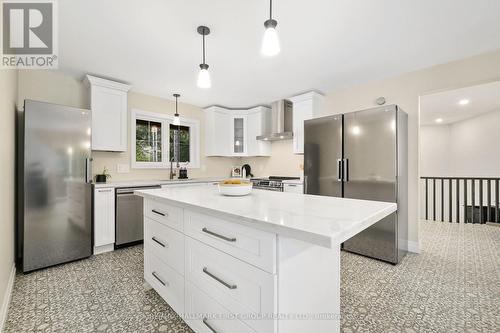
[185,281,257,333]
[184,210,276,273]
[144,248,184,315]
[144,217,184,275]
[144,199,183,232]
[185,237,276,333]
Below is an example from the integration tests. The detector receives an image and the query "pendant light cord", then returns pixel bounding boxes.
[269,0,273,20]
[202,33,206,65]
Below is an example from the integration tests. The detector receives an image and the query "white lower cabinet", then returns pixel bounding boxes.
[144,198,278,333]
[185,282,257,333]
[93,187,115,254]
[144,246,185,314]
[185,237,276,333]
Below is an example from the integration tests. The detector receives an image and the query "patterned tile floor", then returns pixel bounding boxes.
[4,221,500,332]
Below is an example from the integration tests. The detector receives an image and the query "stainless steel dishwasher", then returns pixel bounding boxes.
[115,185,161,247]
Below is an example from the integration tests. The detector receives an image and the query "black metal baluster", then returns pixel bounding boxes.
[456,179,460,223]
[425,178,429,221]
[464,179,468,224]
[496,179,499,223]
[433,178,436,221]
[471,179,476,224]
[479,180,483,224]
[487,179,491,222]
[449,179,452,223]
[441,179,444,222]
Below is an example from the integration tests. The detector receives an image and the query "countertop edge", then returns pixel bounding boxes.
[135,190,396,249]
[135,190,334,248]
[93,177,225,189]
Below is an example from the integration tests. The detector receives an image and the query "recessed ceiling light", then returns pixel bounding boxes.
[435,118,443,123]
[458,99,469,105]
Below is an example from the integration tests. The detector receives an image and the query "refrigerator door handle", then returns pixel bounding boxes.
[337,158,343,181]
[85,158,93,183]
[343,158,349,182]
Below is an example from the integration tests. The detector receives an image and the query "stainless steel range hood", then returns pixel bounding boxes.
[256,100,293,141]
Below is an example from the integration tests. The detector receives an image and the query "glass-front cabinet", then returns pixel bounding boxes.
[204,106,271,157]
[231,115,247,155]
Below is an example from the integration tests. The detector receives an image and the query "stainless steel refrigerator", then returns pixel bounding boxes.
[304,105,408,264]
[17,100,93,272]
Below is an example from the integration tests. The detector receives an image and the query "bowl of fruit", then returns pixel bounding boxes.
[218,179,253,196]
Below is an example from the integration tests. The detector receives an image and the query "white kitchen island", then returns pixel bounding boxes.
[135,184,397,333]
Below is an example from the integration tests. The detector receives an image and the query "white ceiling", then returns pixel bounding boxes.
[420,81,500,125]
[59,0,500,108]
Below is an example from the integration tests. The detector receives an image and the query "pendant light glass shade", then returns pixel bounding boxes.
[261,0,280,56]
[197,64,211,89]
[173,114,180,125]
[261,21,280,56]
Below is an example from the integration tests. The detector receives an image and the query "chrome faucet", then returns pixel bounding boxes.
[169,158,176,180]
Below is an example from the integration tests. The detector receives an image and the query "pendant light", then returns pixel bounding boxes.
[173,93,181,125]
[197,26,211,88]
[261,0,280,56]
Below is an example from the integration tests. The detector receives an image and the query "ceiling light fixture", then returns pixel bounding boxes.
[197,26,211,89]
[261,0,280,56]
[458,99,470,105]
[173,93,181,125]
[435,118,443,123]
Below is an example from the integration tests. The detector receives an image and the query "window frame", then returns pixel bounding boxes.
[131,109,200,169]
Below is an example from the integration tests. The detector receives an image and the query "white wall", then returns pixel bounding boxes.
[0,70,18,329]
[420,125,451,177]
[421,109,500,177]
[449,110,500,177]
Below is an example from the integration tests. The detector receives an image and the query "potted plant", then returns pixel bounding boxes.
[95,167,112,183]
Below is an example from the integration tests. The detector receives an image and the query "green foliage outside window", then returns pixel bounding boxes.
[170,124,190,163]
[136,119,162,162]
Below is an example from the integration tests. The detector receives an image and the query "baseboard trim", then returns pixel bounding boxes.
[93,243,114,255]
[407,240,421,254]
[0,263,16,332]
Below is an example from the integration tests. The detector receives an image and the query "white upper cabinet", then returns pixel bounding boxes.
[246,107,271,157]
[204,106,271,157]
[289,91,324,154]
[231,113,247,156]
[84,75,131,152]
[204,106,231,156]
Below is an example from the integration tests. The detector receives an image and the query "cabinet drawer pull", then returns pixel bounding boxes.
[151,237,168,248]
[203,267,237,290]
[152,271,168,286]
[203,318,218,333]
[202,228,236,242]
[152,209,167,217]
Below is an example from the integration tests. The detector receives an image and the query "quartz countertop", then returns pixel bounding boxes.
[135,185,397,248]
[93,177,226,189]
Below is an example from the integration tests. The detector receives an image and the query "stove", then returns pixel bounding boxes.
[250,176,301,192]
